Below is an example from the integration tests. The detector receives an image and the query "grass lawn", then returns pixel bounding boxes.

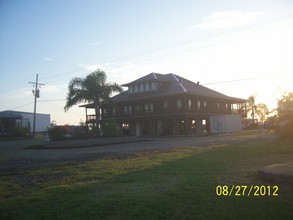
[0,137,292,219]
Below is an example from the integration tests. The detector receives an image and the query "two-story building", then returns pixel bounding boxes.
[80,73,246,136]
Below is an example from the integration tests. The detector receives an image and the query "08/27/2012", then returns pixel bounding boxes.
[215,185,279,197]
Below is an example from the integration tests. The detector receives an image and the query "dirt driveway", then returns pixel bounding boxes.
[0,130,274,162]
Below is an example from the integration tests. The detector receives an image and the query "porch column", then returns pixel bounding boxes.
[196,118,203,135]
[184,116,189,135]
[173,118,178,135]
[157,120,162,136]
[135,121,140,137]
[85,107,88,123]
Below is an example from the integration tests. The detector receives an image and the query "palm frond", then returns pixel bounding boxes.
[64,69,123,112]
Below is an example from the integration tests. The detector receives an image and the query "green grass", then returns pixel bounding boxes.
[0,139,292,219]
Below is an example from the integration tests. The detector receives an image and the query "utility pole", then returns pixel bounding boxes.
[29,74,45,138]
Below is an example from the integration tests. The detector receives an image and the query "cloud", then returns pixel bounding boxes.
[1,87,33,100]
[78,62,169,85]
[191,11,264,30]
[90,41,105,46]
[5,84,61,100]
[41,84,60,94]
[44,57,54,61]
[79,63,113,72]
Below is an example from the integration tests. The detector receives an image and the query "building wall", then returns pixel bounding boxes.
[209,114,242,134]
[17,112,50,132]
[101,94,235,120]
[96,94,244,136]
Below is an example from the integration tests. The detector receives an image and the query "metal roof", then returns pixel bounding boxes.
[80,73,247,108]
[115,73,246,102]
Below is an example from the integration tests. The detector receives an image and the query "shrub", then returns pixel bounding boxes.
[277,93,293,141]
[46,126,66,140]
[101,119,119,137]
[9,126,30,137]
[279,120,293,140]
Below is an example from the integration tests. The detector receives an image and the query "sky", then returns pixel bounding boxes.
[1,0,293,125]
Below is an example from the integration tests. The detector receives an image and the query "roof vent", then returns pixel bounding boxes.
[197,81,200,85]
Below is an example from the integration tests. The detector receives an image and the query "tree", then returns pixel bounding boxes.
[277,92,293,140]
[64,70,123,136]
[278,93,293,122]
[101,118,119,137]
[244,95,269,123]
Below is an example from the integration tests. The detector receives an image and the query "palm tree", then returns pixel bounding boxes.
[64,69,123,136]
[245,95,268,123]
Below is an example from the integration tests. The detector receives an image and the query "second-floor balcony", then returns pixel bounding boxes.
[86,114,96,122]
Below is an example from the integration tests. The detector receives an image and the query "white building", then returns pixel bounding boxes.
[0,110,50,132]
[209,114,242,134]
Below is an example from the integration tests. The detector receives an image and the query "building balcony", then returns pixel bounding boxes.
[86,114,96,123]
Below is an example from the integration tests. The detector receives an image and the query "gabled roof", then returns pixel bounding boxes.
[113,73,246,103]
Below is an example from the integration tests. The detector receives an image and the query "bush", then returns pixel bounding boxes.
[278,121,293,140]
[246,123,260,130]
[9,126,30,137]
[46,126,66,140]
[101,119,119,137]
[277,93,293,141]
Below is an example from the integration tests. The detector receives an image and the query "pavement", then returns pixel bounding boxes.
[1,130,292,185]
[0,130,273,161]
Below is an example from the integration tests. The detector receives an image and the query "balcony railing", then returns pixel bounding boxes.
[86,114,96,122]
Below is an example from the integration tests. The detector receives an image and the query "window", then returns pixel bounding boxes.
[128,106,132,114]
[129,86,133,93]
[145,83,149,91]
[144,104,149,113]
[150,103,154,113]
[134,85,138,92]
[204,100,207,107]
[103,108,107,117]
[144,103,154,113]
[112,108,116,116]
[217,102,220,108]
[163,101,169,109]
[124,105,132,114]
[188,99,192,110]
[177,100,182,110]
[140,84,144,92]
[124,106,128,114]
[197,100,201,110]
[151,82,156,91]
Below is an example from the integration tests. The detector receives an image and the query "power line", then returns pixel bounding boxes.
[1,11,292,100]
[202,75,275,86]
[38,99,65,102]
[39,98,84,117]
[87,11,293,64]
[7,102,34,111]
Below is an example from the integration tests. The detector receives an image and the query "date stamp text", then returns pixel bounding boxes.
[216,185,279,197]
